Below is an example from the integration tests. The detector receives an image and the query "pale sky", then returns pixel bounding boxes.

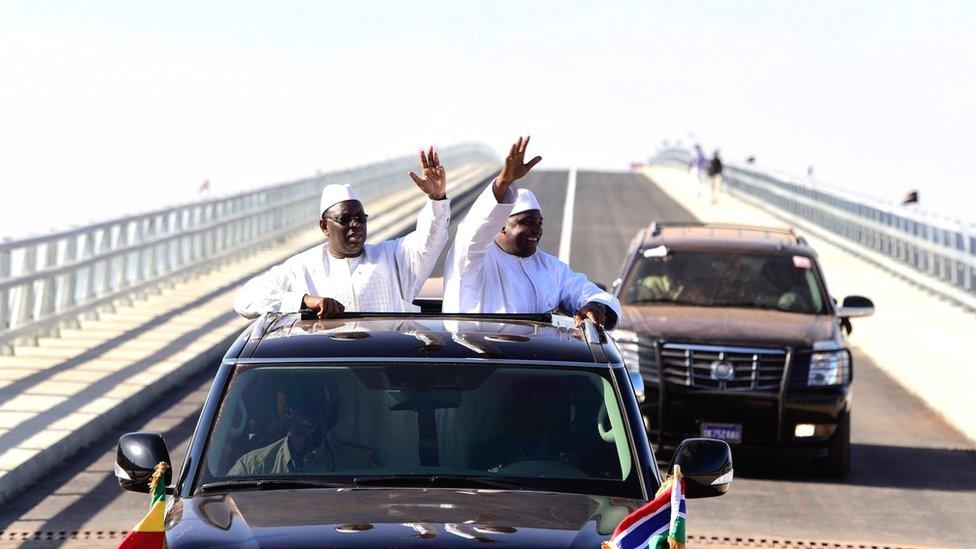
[1,0,974,238]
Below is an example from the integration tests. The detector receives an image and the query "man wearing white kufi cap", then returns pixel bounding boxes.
[235,147,451,319]
[443,136,621,329]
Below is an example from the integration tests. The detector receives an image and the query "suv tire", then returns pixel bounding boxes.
[814,414,850,478]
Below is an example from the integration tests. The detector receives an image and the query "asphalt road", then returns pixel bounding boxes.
[570,170,696,286]
[2,170,974,548]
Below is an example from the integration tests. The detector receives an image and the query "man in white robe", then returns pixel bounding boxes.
[443,136,621,329]
[235,147,451,319]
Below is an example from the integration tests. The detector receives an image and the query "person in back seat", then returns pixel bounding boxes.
[234,147,451,319]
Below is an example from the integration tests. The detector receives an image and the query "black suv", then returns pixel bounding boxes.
[611,223,874,477]
[115,312,732,547]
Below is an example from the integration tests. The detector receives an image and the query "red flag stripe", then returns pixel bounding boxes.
[117,531,164,549]
[612,480,673,536]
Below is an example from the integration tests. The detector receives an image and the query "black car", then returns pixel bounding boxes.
[115,312,732,547]
[611,223,874,477]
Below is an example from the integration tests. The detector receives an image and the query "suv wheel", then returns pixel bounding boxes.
[814,414,850,478]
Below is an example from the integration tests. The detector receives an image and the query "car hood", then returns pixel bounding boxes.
[619,304,835,346]
[164,488,644,548]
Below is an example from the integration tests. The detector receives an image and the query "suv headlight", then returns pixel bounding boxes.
[807,350,850,386]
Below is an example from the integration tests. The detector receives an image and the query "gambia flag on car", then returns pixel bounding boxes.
[117,463,168,549]
[602,464,686,549]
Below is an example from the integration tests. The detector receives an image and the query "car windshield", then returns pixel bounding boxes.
[198,363,642,498]
[624,251,827,314]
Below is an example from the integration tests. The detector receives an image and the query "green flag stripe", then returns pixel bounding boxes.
[669,516,686,543]
[149,469,167,508]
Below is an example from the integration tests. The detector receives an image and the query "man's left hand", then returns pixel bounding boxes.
[408,146,447,200]
[575,302,607,327]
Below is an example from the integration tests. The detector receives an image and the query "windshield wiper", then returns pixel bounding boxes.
[352,474,524,490]
[199,478,350,493]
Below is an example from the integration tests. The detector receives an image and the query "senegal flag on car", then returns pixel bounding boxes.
[118,462,169,549]
[602,464,686,549]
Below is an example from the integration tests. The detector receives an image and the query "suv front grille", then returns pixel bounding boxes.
[660,343,787,392]
[613,330,658,377]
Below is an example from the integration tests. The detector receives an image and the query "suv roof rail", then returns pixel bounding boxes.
[580,319,606,344]
[246,311,581,348]
[291,310,558,322]
[255,311,584,331]
[250,312,279,340]
[646,222,805,243]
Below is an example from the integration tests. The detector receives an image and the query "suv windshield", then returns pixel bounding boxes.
[199,363,641,498]
[624,251,827,314]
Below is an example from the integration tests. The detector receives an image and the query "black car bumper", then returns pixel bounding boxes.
[642,384,851,456]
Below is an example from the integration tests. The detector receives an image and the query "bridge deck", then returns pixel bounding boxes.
[0,168,973,548]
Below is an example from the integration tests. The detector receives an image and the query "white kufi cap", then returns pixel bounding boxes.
[511,188,542,216]
[320,184,361,215]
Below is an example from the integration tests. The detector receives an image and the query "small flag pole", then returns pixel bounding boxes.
[117,462,170,549]
[602,464,686,549]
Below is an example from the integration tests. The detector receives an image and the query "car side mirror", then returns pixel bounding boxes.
[836,295,874,318]
[628,370,645,403]
[116,432,171,493]
[668,438,733,498]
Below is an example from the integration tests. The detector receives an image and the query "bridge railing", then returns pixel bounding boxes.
[651,148,976,310]
[0,143,499,351]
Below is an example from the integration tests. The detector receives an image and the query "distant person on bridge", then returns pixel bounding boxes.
[707,149,723,204]
[689,144,706,196]
[234,147,451,319]
[442,136,621,329]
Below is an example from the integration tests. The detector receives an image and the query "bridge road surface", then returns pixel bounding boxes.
[2,171,974,548]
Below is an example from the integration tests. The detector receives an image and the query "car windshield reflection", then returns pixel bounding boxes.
[199,364,641,498]
[624,251,828,315]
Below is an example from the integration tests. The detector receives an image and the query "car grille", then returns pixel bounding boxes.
[613,330,658,377]
[660,343,787,392]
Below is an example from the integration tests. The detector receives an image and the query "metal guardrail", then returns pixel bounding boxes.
[0,143,499,351]
[651,148,976,310]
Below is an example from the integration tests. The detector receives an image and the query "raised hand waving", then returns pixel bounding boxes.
[493,136,542,202]
[408,146,447,200]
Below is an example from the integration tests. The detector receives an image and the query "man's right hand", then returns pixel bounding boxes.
[493,136,542,202]
[302,294,345,319]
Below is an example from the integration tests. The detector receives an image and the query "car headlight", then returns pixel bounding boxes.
[807,350,850,386]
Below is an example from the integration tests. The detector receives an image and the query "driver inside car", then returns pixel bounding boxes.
[473,379,581,472]
[757,259,812,312]
[228,382,375,475]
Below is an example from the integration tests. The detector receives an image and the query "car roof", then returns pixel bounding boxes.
[235,313,613,366]
[637,222,815,256]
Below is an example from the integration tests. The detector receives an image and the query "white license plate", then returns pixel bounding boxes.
[700,422,742,444]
